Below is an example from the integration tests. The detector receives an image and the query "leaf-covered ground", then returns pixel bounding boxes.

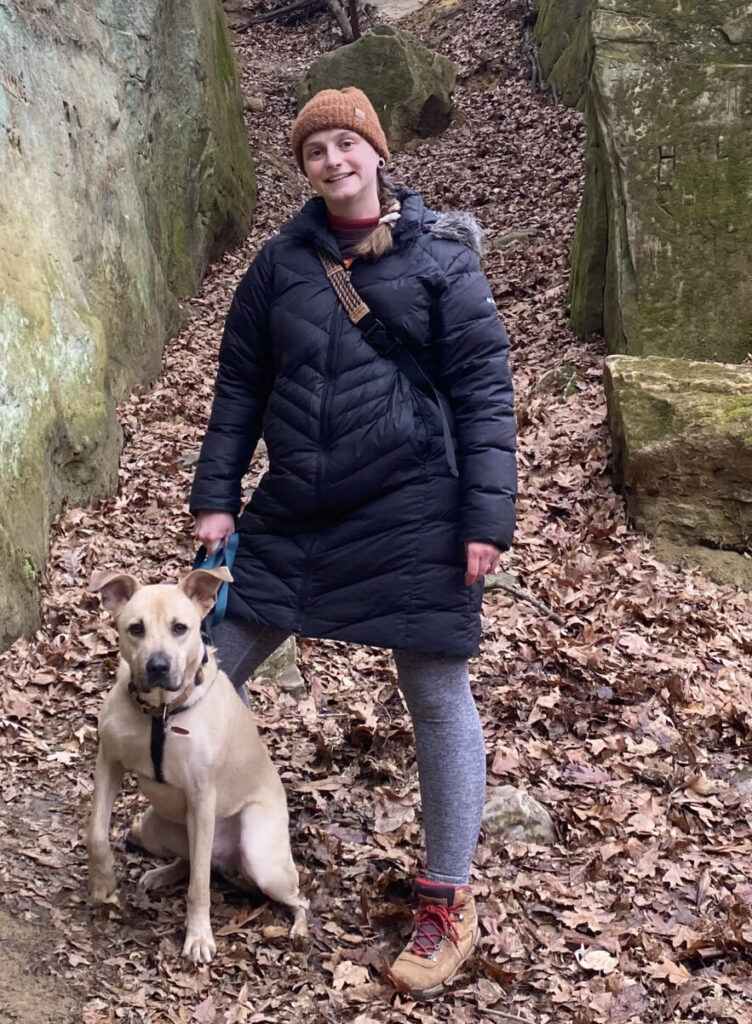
[2,1,752,1021]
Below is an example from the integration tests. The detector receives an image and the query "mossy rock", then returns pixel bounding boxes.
[539,0,752,363]
[0,0,255,651]
[297,26,456,151]
[533,0,592,108]
[605,354,752,563]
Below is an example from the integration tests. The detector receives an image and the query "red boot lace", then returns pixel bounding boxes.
[409,903,460,958]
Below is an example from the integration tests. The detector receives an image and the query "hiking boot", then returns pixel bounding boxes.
[386,878,479,999]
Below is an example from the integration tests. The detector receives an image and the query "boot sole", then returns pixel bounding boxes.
[413,925,480,1001]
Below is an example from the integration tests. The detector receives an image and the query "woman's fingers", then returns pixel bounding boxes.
[195,511,235,554]
[464,541,501,585]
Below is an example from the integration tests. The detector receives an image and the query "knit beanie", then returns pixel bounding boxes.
[291,87,390,170]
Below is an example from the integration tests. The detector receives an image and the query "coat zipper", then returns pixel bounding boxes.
[314,302,344,506]
[294,302,345,633]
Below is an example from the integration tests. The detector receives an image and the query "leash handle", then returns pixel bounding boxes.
[192,532,238,627]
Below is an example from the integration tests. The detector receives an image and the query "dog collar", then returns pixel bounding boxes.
[128,646,215,785]
[128,645,210,721]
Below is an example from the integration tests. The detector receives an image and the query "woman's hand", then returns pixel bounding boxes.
[464,542,501,586]
[195,510,236,555]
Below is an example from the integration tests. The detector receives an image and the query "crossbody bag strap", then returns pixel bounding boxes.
[315,245,458,478]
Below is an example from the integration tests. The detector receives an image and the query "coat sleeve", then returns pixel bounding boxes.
[434,246,517,551]
[189,246,275,516]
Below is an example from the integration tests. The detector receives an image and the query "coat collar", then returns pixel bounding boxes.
[280,188,428,256]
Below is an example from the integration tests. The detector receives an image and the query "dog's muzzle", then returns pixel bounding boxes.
[141,652,182,692]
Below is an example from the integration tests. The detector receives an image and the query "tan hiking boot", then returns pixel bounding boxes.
[387,878,479,999]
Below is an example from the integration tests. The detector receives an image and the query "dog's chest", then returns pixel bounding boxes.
[112,710,201,790]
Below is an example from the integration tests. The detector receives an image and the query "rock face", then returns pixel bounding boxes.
[534,0,591,108]
[605,355,752,578]
[483,786,556,844]
[536,1,752,362]
[0,0,255,650]
[297,26,456,151]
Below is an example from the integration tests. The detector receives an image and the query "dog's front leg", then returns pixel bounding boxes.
[88,747,124,904]
[183,786,217,963]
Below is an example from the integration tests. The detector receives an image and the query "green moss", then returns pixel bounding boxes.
[534,0,593,106]
[569,117,607,334]
[214,7,235,87]
[21,551,37,585]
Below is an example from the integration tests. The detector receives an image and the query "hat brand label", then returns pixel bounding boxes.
[353,107,365,119]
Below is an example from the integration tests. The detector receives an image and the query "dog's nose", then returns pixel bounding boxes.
[145,653,171,683]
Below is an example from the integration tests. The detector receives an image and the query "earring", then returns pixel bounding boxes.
[377,158,386,168]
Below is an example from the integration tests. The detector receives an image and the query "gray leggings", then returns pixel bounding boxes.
[212,616,486,885]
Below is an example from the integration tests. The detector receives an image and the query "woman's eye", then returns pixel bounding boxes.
[172,622,188,636]
[341,140,353,148]
[127,622,144,638]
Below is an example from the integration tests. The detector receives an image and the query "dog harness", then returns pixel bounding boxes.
[128,646,210,784]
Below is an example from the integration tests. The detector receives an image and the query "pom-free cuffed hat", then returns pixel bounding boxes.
[291,86,390,170]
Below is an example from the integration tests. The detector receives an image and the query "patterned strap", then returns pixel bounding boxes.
[314,245,459,479]
[317,245,370,324]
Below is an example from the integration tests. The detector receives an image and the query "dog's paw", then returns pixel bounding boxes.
[90,878,120,906]
[182,929,216,963]
[140,859,188,892]
[290,907,309,949]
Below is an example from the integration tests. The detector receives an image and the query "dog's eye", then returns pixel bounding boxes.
[172,622,188,636]
[127,621,144,638]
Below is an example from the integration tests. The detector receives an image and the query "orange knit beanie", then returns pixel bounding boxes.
[291,86,390,170]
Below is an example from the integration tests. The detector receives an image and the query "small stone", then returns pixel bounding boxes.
[489,227,542,248]
[533,364,579,398]
[732,766,752,796]
[244,95,265,112]
[256,636,298,680]
[277,665,307,699]
[483,786,556,844]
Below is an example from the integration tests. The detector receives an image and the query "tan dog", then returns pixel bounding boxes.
[87,566,308,962]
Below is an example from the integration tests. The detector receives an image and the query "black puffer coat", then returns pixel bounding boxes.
[190,190,516,657]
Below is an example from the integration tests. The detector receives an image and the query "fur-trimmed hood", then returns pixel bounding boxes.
[429,210,485,256]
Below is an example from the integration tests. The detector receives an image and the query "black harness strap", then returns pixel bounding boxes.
[143,646,209,784]
[150,718,166,784]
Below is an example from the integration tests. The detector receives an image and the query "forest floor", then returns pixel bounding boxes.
[2,0,752,1022]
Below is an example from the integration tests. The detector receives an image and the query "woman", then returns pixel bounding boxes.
[190,86,516,998]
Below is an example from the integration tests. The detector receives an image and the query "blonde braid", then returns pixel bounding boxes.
[353,170,401,261]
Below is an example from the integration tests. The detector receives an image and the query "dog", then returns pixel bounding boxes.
[87,566,308,962]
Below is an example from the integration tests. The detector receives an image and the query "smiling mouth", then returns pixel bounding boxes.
[326,172,354,183]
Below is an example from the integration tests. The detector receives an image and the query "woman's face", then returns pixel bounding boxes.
[301,128,381,216]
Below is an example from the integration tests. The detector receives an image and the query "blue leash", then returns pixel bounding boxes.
[192,532,239,628]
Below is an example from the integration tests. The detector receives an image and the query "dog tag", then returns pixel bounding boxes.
[170,725,190,735]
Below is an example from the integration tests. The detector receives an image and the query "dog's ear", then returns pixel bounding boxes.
[89,570,141,617]
[179,567,233,616]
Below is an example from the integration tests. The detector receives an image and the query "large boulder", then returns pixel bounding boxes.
[605,355,752,585]
[0,0,256,650]
[297,26,456,151]
[536,1,752,363]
